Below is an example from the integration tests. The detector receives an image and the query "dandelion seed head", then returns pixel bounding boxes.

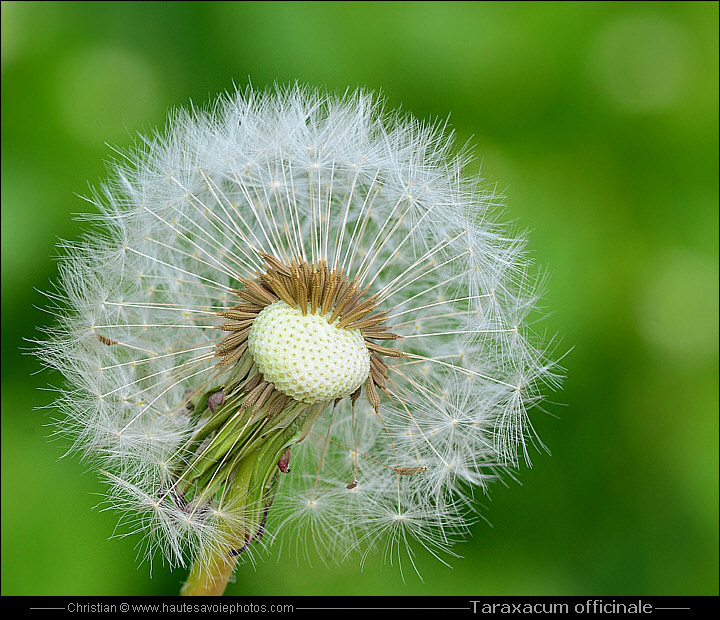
[35,84,562,577]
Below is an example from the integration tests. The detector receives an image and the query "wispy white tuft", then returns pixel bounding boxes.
[35,84,562,575]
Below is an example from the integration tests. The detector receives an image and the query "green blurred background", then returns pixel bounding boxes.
[2,1,717,596]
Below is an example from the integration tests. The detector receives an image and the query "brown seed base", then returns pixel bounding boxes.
[216,252,404,413]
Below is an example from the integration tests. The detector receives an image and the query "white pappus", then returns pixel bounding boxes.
[35,84,562,594]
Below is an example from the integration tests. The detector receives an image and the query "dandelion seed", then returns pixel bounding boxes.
[34,84,562,595]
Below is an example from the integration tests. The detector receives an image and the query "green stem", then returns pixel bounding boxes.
[181,450,257,596]
[180,553,238,596]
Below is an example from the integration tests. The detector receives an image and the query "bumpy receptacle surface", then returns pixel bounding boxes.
[248,301,371,404]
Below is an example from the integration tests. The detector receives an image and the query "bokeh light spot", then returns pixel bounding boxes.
[638,251,718,361]
[55,47,160,146]
[587,14,696,112]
